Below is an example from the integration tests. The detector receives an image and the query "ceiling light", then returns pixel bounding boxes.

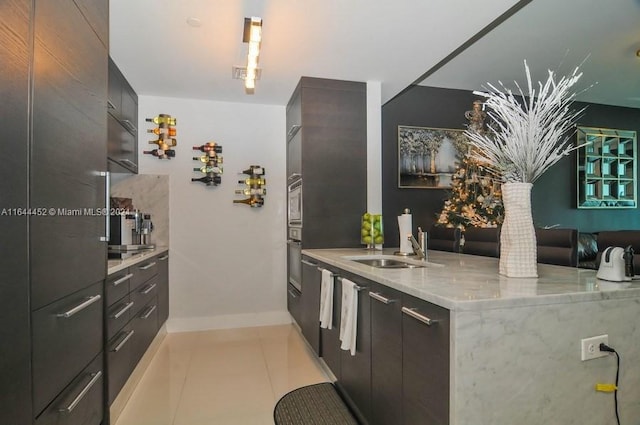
[242,17,262,94]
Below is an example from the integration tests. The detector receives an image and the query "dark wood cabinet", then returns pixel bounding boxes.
[286,77,367,250]
[108,57,138,174]
[370,283,404,425]
[287,283,302,325]
[402,294,450,425]
[301,256,321,354]
[338,274,372,424]
[157,252,170,326]
[0,1,32,423]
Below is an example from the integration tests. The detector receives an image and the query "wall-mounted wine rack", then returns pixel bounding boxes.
[143,114,176,159]
[191,142,223,186]
[234,165,266,207]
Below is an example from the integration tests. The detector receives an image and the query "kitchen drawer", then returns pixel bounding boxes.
[32,282,103,415]
[107,324,135,405]
[130,275,158,317]
[131,297,159,366]
[130,257,159,290]
[35,353,103,425]
[287,283,302,325]
[105,267,133,306]
[106,293,133,341]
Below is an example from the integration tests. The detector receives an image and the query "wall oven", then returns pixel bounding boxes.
[288,178,302,226]
[287,230,302,292]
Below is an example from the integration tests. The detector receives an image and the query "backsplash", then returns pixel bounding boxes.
[110,174,170,247]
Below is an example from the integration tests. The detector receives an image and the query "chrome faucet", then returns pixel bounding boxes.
[408,227,427,261]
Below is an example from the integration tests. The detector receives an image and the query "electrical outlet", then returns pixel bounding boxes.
[581,335,609,361]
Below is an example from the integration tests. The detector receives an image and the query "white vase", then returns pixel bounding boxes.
[499,182,538,278]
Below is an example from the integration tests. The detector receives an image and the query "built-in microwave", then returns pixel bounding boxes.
[288,178,302,226]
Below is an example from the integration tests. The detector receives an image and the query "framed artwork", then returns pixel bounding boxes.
[398,125,468,188]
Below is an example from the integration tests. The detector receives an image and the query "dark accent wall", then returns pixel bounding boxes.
[382,85,640,246]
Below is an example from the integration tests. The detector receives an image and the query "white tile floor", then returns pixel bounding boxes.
[114,324,330,425]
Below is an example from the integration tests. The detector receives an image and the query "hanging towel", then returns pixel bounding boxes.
[319,269,334,329]
[339,278,358,356]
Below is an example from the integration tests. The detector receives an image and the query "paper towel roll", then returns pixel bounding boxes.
[398,213,413,253]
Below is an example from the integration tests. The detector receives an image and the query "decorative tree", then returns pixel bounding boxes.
[436,100,504,229]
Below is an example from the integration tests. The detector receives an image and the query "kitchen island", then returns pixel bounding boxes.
[302,248,640,425]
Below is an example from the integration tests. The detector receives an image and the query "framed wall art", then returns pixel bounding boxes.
[398,125,468,188]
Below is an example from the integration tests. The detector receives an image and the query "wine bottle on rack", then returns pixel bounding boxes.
[241,165,265,176]
[194,165,223,174]
[192,175,221,186]
[235,187,266,196]
[143,149,176,158]
[233,196,264,207]
[149,138,177,147]
[147,127,177,136]
[238,177,266,186]
[193,155,221,163]
[193,143,222,153]
[146,115,177,126]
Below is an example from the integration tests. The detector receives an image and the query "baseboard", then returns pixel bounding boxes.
[165,310,293,333]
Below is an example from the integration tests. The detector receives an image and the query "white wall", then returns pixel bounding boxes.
[137,95,287,332]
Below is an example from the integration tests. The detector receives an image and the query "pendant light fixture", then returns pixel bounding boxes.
[242,17,262,94]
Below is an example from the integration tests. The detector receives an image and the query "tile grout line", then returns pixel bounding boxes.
[169,332,202,425]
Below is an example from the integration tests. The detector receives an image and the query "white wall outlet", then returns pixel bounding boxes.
[581,335,609,361]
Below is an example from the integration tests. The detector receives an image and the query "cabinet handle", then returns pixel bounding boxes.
[99,171,110,242]
[401,306,439,326]
[140,304,157,319]
[111,330,135,352]
[301,259,317,267]
[119,159,138,171]
[111,301,134,319]
[56,295,101,318]
[57,370,102,413]
[335,277,366,291]
[140,282,157,295]
[287,124,301,138]
[107,100,116,110]
[369,291,397,304]
[139,261,157,271]
[158,254,169,261]
[288,289,299,298]
[112,273,134,287]
[121,119,137,134]
[287,173,302,182]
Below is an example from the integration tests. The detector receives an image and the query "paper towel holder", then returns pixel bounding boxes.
[394,208,416,257]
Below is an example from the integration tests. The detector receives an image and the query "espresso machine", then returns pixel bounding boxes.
[108,210,155,258]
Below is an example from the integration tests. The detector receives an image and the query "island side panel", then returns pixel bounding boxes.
[451,296,640,425]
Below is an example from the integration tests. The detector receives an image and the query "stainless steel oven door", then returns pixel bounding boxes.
[287,238,302,292]
[287,179,302,226]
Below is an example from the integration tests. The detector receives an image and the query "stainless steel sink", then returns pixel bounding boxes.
[351,258,425,269]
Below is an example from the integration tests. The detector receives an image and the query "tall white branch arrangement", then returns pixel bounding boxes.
[464,61,585,183]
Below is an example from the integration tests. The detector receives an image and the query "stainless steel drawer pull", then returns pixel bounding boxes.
[158,254,169,261]
[369,292,397,304]
[56,295,101,318]
[287,124,301,137]
[111,301,134,319]
[335,277,366,291]
[139,261,157,270]
[111,330,135,352]
[141,283,157,295]
[288,289,299,298]
[58,370,102,413]
[140,305,157,319]
[112,273,134,287]
[301,259,317,267]
[401,307,439,326]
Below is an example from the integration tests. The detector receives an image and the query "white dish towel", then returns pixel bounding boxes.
[319,268,334,329]
[339,277,358,356]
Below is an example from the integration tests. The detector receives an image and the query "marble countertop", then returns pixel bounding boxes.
[302,248,640,311]
[107,246,169,275]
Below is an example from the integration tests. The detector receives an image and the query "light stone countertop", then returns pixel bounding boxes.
[107,246,169,275]
[302,248,640,311]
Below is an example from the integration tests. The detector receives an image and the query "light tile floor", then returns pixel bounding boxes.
[114,324,330,425]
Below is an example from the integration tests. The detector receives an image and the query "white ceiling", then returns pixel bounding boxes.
[420,0,640,108]
[109,0,524,106]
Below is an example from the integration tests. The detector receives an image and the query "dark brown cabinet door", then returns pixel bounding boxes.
[339,275,372,424]
[30,0,107,309]
[370,283,403,425]
[157,252,170,326]
[301,256,321,354]
[0,1,32,423]
[287,283,302,325]
[402,294,450,425]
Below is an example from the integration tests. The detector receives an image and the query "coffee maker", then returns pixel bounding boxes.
[108,210,154,258]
